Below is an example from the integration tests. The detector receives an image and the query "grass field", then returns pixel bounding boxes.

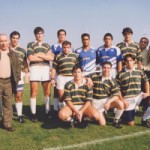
[0,84,150,150]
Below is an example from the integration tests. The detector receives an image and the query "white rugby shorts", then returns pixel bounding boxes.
[29,65,50,82]
[92,98,109,112]
[18,71,25,85]
[124,92,144,111]
[56,75,73,90]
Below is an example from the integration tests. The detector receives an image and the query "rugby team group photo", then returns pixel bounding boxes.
[0,26,150,133]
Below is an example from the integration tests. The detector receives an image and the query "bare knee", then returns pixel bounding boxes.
[30,89,38,98]
[99,117,106,126]
[92,112,100,121]
[15,96,22,103]
[100,122,106,126]
[43,87,50,97]
[117,101,124,110]
[127,121,135,126]
[95,112,106,126]
[30,83,38,98]
[58,110,69,121]
[44,91,50,97]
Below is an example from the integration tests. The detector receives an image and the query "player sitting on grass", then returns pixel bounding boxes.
[58,65,102,127]
[86,62,126,128]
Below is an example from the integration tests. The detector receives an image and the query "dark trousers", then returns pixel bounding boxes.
[0,78,13,128]
[0,100,2,121]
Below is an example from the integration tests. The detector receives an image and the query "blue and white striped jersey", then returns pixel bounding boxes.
[51,43,62,55]
[75,47,96,74]
[96,45,123,69]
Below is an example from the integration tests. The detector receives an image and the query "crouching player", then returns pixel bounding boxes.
[59,66,101,127]
[116,54,150,127]
[87,62,126,128]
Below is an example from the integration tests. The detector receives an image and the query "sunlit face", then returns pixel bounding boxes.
[124,32,132,42]
[35,31,44,42]
[73,68,83,80]
[62,44,71,54]
[82,36,90,47]
[104,36,112,47]
[58,31,66,43]
[140,39,149,50]
[102,64,111,76]
[0,35,9,51]
[10,35,19,47]
[125,57,135,69]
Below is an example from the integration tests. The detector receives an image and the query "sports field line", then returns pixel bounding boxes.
[44,130,150,150]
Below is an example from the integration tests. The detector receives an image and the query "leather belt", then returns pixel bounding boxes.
[0,77,10,80]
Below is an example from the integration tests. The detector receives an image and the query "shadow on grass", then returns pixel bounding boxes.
[13,104,73,129]
[12,105,128,129]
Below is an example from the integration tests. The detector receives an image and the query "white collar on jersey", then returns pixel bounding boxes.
[102,45,115,51]
[57,43,62,47]
[123,40,134,46]
[125,67,136,72]
[35,40,45,46]
[53,43,62,48]
[62,51,72,56]
[9,44,19,50]
[101,75,112,82]
[71,78,86,89]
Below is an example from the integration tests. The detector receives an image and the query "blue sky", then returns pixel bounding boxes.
[0,0,150,49]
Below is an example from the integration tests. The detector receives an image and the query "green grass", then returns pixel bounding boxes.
[80,134,150,150]
[0,84,150,150]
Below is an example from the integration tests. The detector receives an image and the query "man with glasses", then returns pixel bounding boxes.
[137,37,150,116]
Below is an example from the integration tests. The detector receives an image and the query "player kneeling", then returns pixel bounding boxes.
[59,66,101,127]
[87,62,126,128]
[116,54,150,127]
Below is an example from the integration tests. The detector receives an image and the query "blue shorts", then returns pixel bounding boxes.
[17,84,24,92]
[123,110,135,123]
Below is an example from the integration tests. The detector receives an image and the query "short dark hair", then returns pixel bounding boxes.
[140,37,149,44]
[62,40,71,47]
[10,31,20,38]
[72,65,83,73]
[102,62,112,68]
[34,27,44,35]
[103,33,113,40]
[122,27,133,35]
[57,29,66,37]
[81,33,90,39]
[124,54,136,61]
